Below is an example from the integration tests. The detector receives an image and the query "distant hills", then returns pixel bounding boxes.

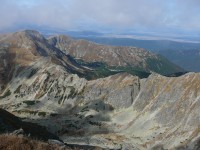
[48,35,184,75]
[71,36,200,72]
[72,36,200,51]
[2,27,199,72]
[0,30,184,84]
[158,49,200,72]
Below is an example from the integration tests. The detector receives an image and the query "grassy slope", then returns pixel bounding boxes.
[76,59,150,79]
[0,134,66,150]
[146,54,185,75]
[158,50,200,72]
[76,55,185,80]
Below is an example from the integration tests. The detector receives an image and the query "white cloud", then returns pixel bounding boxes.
[0,0,200,32]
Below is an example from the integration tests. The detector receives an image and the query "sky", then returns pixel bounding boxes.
[0,0,200,39]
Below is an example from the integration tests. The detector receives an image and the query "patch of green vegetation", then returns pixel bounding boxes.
[27,68,38,78]
[23,100,39,106]
[158,49,199,72]
[76,59,150,79]
[48,87,54,93]
[146,55,183,75]
[13,109,46,117]
[35,73,51,99]
[13,109,38,115]
[58,86,77,105]
[81,106,89,112]
[58,95,64,105]
[67,86,76,99]
[88,121,101,126]
[38,112,46,117]
[76,59,106,68]
[110,66,151,78]
[0,90,11,99]
[43,71,51,92]
[14,85,22,94]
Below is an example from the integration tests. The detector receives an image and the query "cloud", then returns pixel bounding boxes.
[0,0,200,32]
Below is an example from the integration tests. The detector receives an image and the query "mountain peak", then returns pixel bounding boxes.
[14,30,44,41]
[48,34,73,44]
[23,29,40,34]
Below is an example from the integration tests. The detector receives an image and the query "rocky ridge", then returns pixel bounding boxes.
[0,30,199,150]
[1,64,199,149]
[0,30,90,86]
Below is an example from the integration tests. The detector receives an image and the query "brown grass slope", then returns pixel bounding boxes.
[48,35,184,74]
[0,134,67,150]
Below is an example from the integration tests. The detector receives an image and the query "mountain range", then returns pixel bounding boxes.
[48,35,183,75]
[71,36,200,72]
[0,30,199,150]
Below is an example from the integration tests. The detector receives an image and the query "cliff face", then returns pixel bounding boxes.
[0,30,199,150]
[120,73,200,149]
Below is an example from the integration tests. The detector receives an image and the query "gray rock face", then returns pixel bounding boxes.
[83,73,140,109]
[0,59,199,149]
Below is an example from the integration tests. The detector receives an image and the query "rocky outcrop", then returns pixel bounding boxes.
[119,73,200,149]
[56,73,200,150]
[82,73,140,109]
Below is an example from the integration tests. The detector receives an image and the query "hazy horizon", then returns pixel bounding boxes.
[0,0,200,42]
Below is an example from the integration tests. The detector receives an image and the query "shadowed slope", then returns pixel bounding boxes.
[0,108,59,141]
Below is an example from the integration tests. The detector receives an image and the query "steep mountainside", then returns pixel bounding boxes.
[0,30,156,81]
[0,30,91,87]
[48,35,184,75]
[0,62,199,149]
[0,30,199,150]
[70,36,200,72]
[0,30,184,81]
